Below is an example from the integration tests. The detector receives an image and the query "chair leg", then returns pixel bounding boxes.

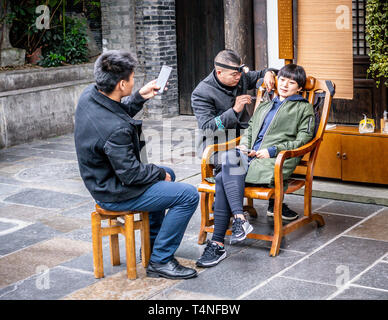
[209,193,214,213]
[91,212,104,278]
[269,196,283,257]
[312,213,325,227]
[244,198,258,218]
[124,214,137,280]
[198,193,211,244]
[109,218,121,266]
[140,212,151,268]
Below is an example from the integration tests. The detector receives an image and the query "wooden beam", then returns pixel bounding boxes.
[277,0,294,62]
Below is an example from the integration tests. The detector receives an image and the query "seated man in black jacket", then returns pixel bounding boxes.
[74,50,199,280]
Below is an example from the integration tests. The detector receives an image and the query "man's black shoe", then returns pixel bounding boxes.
[146,258,197,280]
[267,199,299,221]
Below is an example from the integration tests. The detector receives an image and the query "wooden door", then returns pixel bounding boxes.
[176,0,225,115]
[341,135,388,184]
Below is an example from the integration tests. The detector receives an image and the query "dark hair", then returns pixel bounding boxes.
[278,64,306,89]
[94,50,137,94]
[214,49,241,66]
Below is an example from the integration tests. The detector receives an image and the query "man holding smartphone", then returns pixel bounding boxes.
[191,49,277,172]
[74,50,199,280]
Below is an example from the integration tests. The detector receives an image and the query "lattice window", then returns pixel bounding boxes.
[353,0,369,56]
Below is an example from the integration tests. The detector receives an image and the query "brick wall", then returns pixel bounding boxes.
[100,0,179,119]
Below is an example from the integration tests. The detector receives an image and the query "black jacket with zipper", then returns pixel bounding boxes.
[74,84,166,203]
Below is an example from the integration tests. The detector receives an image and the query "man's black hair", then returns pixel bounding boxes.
[94,50,137,94]
[278,64,306,89]
[214,49,241,66]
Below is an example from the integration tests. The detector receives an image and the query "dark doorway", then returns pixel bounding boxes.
[176,0,225,115]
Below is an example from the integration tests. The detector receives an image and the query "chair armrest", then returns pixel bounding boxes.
[201,137,241,178]
[277,137,321,160]
[273,137,321,192]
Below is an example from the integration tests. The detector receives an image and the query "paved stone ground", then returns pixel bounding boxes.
[0,115,387,300]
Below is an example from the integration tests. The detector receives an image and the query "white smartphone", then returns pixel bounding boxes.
[156,65,172,94]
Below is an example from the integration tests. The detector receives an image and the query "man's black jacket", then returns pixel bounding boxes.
[191,69,267,132]
[191,69,268,155]
[74,84,166,203]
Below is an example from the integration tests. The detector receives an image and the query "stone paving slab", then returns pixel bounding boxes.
[243,276,338,300]
[352,262,388,291]
[0,222,61,256]
[0,237,92,289]
[0,183,23,201]
[62,258,202,300]
[282,236,388,286]
[0,266,97,300]
[333,286,388,300]
[59,201,97,220]
[346,209,388,242]
[316,200,384,218]
[175,243,305,299]
[36,213,90,233]
[31,143,76,153]
[150,288,226,300]
[0,204,57,222]
[280,213,361,253]
[3,188,90,209]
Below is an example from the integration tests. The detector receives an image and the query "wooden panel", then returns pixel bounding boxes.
[277,0,294,59]
[294,133,342,179]
[297,0,353,99]
[176,0,225,115]
[314,133,342,179]
[341,135,388,184]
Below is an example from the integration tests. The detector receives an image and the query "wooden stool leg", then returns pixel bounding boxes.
[124,214,137,279]
[140,212,151,268]
[109,218,120,266]
[91,212,104,278]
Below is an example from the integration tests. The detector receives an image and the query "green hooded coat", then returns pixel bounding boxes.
[240,97,315,186]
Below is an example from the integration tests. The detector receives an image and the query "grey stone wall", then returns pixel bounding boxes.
[100,0,179,119]
[0,64,95,148]
[0,63,145,148]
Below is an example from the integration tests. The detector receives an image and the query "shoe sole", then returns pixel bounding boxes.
[146,270,198,280]
[195,251,227,268]
[230,224,254,244]
[266,211,299,221]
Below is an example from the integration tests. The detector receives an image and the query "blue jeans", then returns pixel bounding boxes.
[96,167,199,264]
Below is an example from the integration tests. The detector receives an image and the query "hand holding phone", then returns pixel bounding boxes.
[156,65,172,94]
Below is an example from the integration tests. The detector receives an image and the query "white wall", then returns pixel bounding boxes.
[266,0,285,69]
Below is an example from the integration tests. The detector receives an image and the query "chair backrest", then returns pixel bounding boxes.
[255,76,336,142]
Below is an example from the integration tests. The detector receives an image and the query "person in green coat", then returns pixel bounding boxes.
[196,64,315,268]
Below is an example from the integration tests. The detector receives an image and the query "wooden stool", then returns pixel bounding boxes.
[91,204,150,279]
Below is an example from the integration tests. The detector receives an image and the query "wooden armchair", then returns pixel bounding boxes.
[197,76,335,256]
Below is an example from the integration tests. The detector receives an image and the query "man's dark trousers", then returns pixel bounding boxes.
[97,166,199,264]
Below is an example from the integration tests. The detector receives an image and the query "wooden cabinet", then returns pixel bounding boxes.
[294,125,388,185]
